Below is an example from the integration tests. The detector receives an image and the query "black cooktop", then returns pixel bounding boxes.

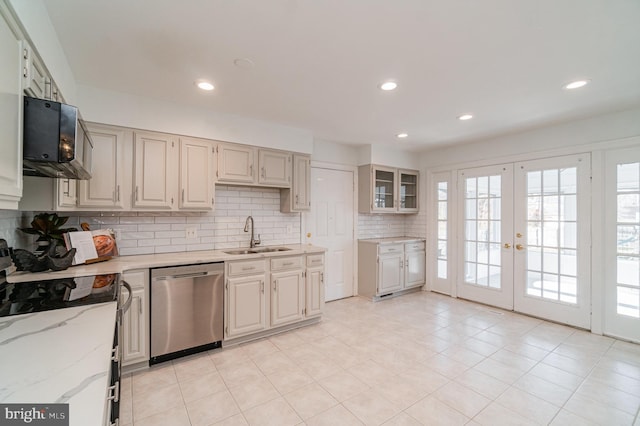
[0,272,119,317]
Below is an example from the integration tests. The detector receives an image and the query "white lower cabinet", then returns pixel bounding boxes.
[122,269,149,367]
[225,253,324,341]
[358,239,426,299]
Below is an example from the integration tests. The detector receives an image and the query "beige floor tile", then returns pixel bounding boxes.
[284,382,338,419]
[564,392,635,425]
[217,359,264,388]
[228,376,280,411]
[473,401,537,426]
[185,389,240,426]
[495,387,561,425]
[549,409,598,426]
[343,390,404,425]
[132,363,178,395]
[453,369,509,400]
[382,411,423,426]
[267,364,315,394]
[433,381,491,418]
[462,337,501,357]
[574,379,640,415]
[209,346,250,368]
[399,365,451,394]
[588,365,640,397]
[134,405,191,426]
[528,362,584,391]
[242,397,302,426]
[404,395,469,426]
[441,344,486,367]
[348,359,398,387]
[472,357,525,384]
[297,352,344,380]
[305,404,363,426]
[318,371,370,402]
[212,413,249,426]
[372,375,432,410]
[422,353,470,379]
[119,389,133,425]
[178,371,227,403]
[253,350,293,375]
[268,330,305,350]
[172,352,217,382]
[132,382,184,421]
[489,348,538,373]
[240,338,280,359]
[502,341,550,361]
[541,352,597,377]
[513,372,574,405]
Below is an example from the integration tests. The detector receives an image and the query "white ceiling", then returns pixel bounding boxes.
[43,0,640,150]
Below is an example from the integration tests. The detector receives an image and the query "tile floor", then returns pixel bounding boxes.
[119,292,640,426]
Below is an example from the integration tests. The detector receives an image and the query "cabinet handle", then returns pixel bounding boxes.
[261,281,264,293]
[283,262,294,266]
[242,266,255,271]
[261,167,265,178]
[116,185,120,202]
[182,189,185,202]
[274,280,277,291]
[135,186,139,201]
[320,272,324,283]
[295,195,299,204]
[139,299,142,315]
[63,179,70,196]
[250,164,253,176]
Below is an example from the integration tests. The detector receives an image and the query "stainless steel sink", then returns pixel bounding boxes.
[250,247,291,253]
[223,247,292,255]
[223,249,255,255]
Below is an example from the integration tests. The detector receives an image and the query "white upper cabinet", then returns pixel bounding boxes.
[258,149,291,187]
[179,137,214,210]
[217,143,254,184]
[0,6,23,209]
[358,164,419,214]
[21,41,46,99]
[78,124,130,209]
[280,154,310,212]
[133,131,178,209]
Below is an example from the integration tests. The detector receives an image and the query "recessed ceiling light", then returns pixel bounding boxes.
[379,81,398,91]
[458,114,473,121]
[396,133,408,139]
[195,80,214,91]
[564,79,590,90]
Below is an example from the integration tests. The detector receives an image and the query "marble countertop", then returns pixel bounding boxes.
[358,236,426,244]
[0,302,117,426]
[8,244,327,283]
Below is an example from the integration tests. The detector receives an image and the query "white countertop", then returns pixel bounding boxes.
[8,244,327,283]
[0,302,117,426]
[358,236,425,244]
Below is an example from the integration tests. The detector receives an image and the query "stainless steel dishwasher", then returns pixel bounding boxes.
[150,262,223,364]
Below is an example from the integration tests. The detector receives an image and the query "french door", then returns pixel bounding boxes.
[604,148,640,342]
[458,154,591,328]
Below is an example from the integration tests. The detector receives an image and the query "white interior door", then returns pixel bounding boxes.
[513,154,591,329]
[604,148,640,342]
[457,164,514,310]
[305,167,355,301]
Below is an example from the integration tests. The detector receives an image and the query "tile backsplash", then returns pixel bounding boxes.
[4,185,301,255]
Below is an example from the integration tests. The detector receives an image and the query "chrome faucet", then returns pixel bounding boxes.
[243,216,261,248]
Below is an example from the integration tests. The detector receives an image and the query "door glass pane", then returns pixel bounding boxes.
[400,173,417,209]
[526,167,578,304]
[374,169,394,208]
[437,181,448,279]
[463,175,502,288]
[616,162,640,318]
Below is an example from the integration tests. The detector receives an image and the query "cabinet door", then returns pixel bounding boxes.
[122,286,149,365]
[271,270,304,327]
[372,166,397,212]
[217,143,254,183]
[0,10,22,209]
[179,137,213,209]
[79,125,127,209]
[305,266,324,318]
[21,41,46,99]
[293,154,310,210]
[405,250,426,288]
[378,254,403,294]
[398,169,419,213]
[258,149,291,187]
[226,275,267,338]
[133,131,177,209]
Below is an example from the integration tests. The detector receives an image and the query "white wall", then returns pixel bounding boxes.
[312,139,360,166]
[421,107,640,169]
[8,0,77,104]
[77,85,314,153]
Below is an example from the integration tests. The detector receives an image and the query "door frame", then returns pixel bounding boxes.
[302,161,359,298]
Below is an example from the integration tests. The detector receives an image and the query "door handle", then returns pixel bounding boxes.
[516,244,525,251]
[504,243,511,249]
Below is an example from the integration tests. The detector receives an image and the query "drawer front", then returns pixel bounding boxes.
[271,256,304,271]
[405,241,426,252]
[306,254,325,267]
[378,244,403,255]
[122,270,147,289]
[227,259,266,276]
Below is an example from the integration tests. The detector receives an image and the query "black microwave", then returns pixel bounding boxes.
[23,96,93,180]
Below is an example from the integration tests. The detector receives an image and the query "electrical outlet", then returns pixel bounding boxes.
[185,226,198,239]
[286,225,293,234]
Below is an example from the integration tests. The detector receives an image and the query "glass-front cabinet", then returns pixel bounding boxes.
[359,165,419,214]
